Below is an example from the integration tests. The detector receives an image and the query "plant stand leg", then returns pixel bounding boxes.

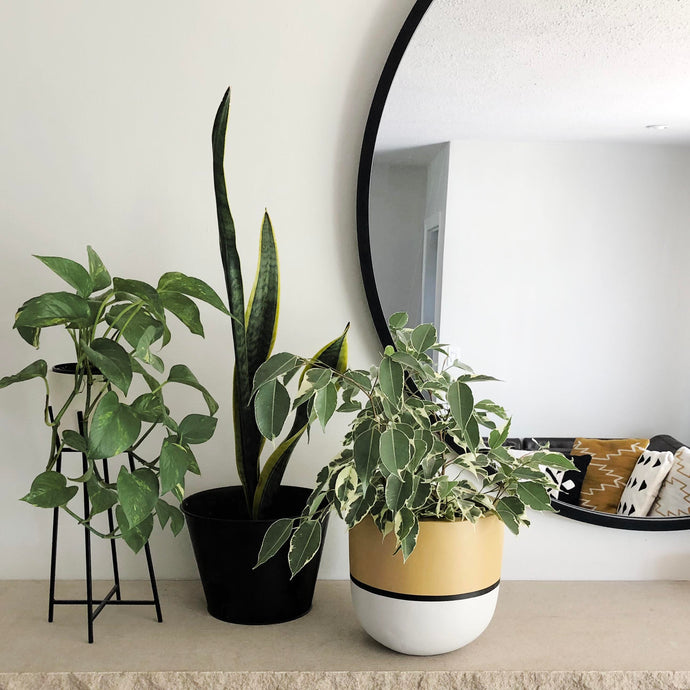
[47,450,61,623]
[128,451,163,622]
[102,458,122,601]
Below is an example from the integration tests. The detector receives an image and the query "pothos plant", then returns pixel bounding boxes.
[253,312,576,576]
[0,246,228,551]
[212,87,348,520]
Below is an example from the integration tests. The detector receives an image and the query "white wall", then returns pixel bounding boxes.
[0,2,687,583]
[0,0,414,580]
[442,139,690,579]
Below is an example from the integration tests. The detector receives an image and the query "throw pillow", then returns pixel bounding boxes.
[556,454,592,505]
[650,446,690,517]
[617,450,675,516]
[574,438,650,513]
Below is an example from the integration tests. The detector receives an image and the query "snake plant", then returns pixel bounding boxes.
[212,88,348,519]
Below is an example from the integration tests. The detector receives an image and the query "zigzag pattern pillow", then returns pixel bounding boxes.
[574,438,649,513]
[617,450,674,516]
[651,446,690,517]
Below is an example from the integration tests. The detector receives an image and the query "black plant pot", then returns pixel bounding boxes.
[181,485,327,625]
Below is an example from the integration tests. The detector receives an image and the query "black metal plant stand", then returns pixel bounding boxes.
[47,409,162,643]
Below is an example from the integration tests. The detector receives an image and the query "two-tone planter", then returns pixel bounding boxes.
[349,514,504,655]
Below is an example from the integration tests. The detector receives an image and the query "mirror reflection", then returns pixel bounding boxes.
[365,0,690,523]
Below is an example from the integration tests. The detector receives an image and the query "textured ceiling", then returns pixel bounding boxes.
[376,0,690,153]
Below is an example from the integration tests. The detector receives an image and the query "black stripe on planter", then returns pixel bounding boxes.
[350,575,500,602]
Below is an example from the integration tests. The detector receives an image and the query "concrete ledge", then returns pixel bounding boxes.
[1,580,688,688]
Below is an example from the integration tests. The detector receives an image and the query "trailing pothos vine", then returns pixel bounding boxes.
[252,312,575,576]
[0,247,227,551]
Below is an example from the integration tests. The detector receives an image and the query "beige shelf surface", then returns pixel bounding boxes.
[1,579,689,689]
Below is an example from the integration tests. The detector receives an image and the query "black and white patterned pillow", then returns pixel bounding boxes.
[556,454,592,505]
[540,454,591,503]
[617,450,675,517]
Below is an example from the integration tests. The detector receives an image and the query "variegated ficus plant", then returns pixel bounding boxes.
[253,312,576,576]
[212,88,348,520]
[0,247,228,551]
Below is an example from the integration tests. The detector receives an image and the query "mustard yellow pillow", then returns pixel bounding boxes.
[574,438,649,513]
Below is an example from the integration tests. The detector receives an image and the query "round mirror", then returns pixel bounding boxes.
[357,0,690,530]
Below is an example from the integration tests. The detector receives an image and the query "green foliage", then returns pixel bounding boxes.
[3,247,226,551]
[211,88,349,518]
[254,312,576,576]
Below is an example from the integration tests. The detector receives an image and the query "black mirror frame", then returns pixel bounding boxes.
[355,0,690,532]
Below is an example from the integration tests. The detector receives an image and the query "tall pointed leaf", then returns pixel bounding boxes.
[245,212,280,380]
[213,88,255,507]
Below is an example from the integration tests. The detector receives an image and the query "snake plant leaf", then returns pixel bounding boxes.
[245,212,279,378]
[87,246,111,291]
[157,272,230,315]
[167,364,219,415]
[252,326,349,518]
[20,471,78,508]
[155,499,185,535]
[160,292,204,336]
[15,292,92,329]
[0,360,47,389]
[87,391,141,459]
[116,505,154,553]
[288,519,322,578]
[117,466,159,528]
[34,255,93,298]
[159,440,190,495]
[81,338,133,395]
[255,517,295,568]
[178,413,218,445]
[213,89,256,505]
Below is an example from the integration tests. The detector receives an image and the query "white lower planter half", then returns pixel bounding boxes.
[349,514,504,656]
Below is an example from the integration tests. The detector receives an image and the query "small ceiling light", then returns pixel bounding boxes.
[645,124,669,130]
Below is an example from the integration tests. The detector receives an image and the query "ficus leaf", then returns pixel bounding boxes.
[254,378,290,441]
[288,519,322,578]
[255,517,294,568]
